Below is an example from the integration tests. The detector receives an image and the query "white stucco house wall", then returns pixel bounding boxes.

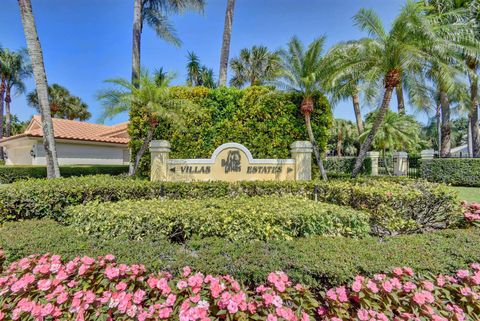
[0,116,130,166]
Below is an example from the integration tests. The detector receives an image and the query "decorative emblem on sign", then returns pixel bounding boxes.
[221,150,242,173]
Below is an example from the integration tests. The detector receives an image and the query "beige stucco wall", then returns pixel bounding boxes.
[2,138,129,166]
[3,139,34,165]
[33,141,129,166]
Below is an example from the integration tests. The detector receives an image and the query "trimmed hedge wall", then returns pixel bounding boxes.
[1,219,479,289]
[0,176,460,235]
[324,157,372,175]
[0,165,129,184]
[129,86,332,176]
[420,158,480,187]
[66,196,371,241]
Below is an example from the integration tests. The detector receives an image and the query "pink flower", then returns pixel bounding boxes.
[105,254,115,262]
[105,267,120,280]
[457,270,470,279]
[182,266,192,277]
[357,309,369,321]
[382,280,393,293]
[366,280,379,293]
[351,280,362,292]
[267,314,277,321]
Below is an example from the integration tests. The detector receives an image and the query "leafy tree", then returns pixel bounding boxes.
[276,36,329,180]
[27,84,91,121]
[2,48,32,137]
[131,0,204,85]
[229,46,281,88]
[98,71,196,176]
[186,52,216,88]
[18,0,60,178]
[218,0,236,86]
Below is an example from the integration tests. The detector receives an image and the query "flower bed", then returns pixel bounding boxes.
[66,196,371,241]
[2,219,480,289]
[1,253,480,320]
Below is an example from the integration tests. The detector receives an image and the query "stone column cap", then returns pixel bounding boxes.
[290,141,313,153]
[393,151,408,158]
[366,151,380,158]
[150,140,171,152]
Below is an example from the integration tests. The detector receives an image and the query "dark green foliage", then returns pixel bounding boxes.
[0,176,460,235]
[0,165,129,183]
[420,159,480,187]
[66,197,371,241]
[1,219,479,290]
[324,157,372,175]
[129,86,332,176]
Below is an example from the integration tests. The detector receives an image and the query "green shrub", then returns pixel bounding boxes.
[315,178,462,235]
[420,158,480,187]
[324,157,372,175]
[129,86,332,176]
[0,175,163,222]
[0,176,460,235]
[66,196,371,241]
[0,165,129,183]
[1,219,479,289]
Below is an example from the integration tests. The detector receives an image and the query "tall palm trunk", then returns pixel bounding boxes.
[396,85,405,115]
[0,76,5,161]
[218,0,236,87]
[5,88,11,137]
[351,90,363,133]
[469,64,479,158]
[131,0,143,87]
[337,131,343,157]
[436,104,441,153]
[439,91,451,157]
[18,0,60,178]
[305,113,327,180]
[352,85,395,178]
[131,127,154,176]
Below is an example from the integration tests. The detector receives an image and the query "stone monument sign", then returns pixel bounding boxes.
[149,141,313,182]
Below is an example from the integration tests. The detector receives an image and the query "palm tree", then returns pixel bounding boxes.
[330,119,357,156]
[0,46,6,160]
[27,84,91,121]
[186,52,217,88]
[218,0,236,86]
[3,49,32,137]
[18,0,60,178]
[361,110,421,174]
[230,46,281,88]
[276,36,328,180]
[98,72,195,176]
[329,3,461,177]
[323,42,377,134]
[131,0,204,86]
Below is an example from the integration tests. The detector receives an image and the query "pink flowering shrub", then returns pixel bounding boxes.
[1,254,480,320]
[463,202,480,227]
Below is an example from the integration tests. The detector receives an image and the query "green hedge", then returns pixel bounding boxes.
[0,175,460,235]
[420,158,480,187]
[0,165,129,184]
[324,157,372,175]
[1,219,479,290]
[66,196,371,241]
[129,86,332,176]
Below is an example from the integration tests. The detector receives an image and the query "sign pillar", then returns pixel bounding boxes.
[366,151,380,176]
[393,151,408,176]
[149,140,171,181]
[290,141,313,181]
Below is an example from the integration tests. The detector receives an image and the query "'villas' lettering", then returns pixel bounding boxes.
[180,166,211,174]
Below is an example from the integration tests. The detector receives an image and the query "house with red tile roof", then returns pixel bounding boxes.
[0,116,130,166]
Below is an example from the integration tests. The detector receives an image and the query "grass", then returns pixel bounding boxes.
[451,186,480,203]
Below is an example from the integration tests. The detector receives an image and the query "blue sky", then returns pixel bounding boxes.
[1,0,423,125]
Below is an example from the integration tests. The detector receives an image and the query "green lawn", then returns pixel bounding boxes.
[451,186,480,203]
